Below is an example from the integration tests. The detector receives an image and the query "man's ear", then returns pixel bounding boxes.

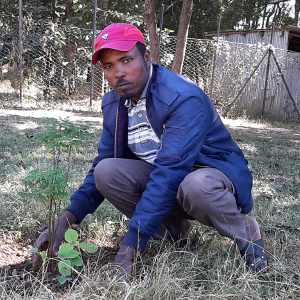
[144,50,151,66]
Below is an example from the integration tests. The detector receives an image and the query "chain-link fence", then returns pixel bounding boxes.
[210,40,300,120]
[0,14,97,105]
[1,14,300,120]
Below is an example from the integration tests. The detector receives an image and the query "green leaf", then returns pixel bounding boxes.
[65,229,78,243]
[67,249,80,258]
[41,251,47,262]
[58,260,72,276]
[58,276,67,284]
[29,247,38,253]
[58,260,71,269]
[71,256,83,266]
[58,243,73,256]
[79,242,98,253]
[59,266,71,276]
[72,241,79,246]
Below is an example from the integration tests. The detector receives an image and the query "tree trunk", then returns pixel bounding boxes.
[51,0,57,21]
[172,0,193,74]
[144,0,161,64]
[98,0,109,30]
[295,0,300,24]
[65,0,74,19]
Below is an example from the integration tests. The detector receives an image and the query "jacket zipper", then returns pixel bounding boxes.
[146,114,165,140]
[145,114,155,135]
[114,106,119,158]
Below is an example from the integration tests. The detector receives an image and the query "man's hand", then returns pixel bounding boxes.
[110,243,135,283]
[32,210,78,268]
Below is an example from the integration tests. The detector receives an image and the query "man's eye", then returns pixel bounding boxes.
[124,58,132,63]
[104,65,112,69]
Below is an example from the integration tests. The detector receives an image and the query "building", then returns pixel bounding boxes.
[205,26,300,52]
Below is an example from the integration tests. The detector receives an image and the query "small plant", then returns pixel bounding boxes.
[57,228,98,284]
[34,118,90,177]
[22,168,69,260]
[21,118,91,265]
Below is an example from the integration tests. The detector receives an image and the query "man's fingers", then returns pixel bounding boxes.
[34,231,49,248]
[32,252,42,268]
[32,231,50,268]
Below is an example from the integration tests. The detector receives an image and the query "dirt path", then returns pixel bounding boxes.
[1,108,299,139]
[0,108,103,127]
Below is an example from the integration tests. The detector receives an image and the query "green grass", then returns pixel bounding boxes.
[1,110,300,299]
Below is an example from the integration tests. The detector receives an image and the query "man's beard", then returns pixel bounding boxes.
[115,78,135,99]
[122,92,135,100]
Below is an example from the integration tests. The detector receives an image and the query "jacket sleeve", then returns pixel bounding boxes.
[66,121,115,223]
[123,92,211,250]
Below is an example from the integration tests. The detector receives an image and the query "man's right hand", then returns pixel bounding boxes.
[32,210,78,268]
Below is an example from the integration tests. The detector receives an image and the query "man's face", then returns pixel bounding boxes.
[99,45,151,102]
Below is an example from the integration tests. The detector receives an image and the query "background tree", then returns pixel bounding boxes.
[155,0,297,39]
[98,0,109,30]
[145,0,161,64]
[171,0,193,74]
[295,0,300,25]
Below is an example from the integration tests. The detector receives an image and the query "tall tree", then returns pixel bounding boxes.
[144,0,161,64]
[98,0,109,30]
[171,0,193,74]
[65,0,74,20]
[294,0,300,24]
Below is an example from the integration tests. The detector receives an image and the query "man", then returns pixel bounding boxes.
[33,23,269,281]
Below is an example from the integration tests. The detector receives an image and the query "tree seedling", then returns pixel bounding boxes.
[22,118,91,268]
[57,228,98,284]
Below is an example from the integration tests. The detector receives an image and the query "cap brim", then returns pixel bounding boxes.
[92,40,137,65]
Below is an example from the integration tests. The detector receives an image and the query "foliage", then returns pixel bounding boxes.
[0,0,298,44]
[155,0,297,39]
[20,118,91,262]
[21,168,68,206]
[57,228,98,284]
[34,119,90,170]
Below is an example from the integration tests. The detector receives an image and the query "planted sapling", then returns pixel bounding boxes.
[57,228,98,284]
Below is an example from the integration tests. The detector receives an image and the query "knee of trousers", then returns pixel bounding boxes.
[94,158,118,195]
[178,171,232,212]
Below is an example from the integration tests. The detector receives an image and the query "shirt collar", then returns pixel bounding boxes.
[140,64,153,100]
[124,64,153,108]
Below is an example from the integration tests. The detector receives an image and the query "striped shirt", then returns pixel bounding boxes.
[125,65,161,164]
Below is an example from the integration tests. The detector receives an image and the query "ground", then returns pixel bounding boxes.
[0,108,300,298]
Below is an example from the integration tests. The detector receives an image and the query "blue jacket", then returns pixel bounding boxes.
[67,64,253,251]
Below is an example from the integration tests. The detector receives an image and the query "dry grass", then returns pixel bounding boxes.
[0,106,300,299]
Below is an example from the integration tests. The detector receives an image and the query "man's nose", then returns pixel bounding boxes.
[115,64,125,78]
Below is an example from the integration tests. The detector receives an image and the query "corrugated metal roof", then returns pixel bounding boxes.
[205,26,300,37]
[285,25,300,35]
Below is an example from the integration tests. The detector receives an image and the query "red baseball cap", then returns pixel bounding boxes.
[92,23,145,65]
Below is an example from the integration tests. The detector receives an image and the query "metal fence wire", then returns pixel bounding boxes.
[1,14,300,121]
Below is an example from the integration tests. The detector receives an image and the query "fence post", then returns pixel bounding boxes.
[19,0,23,106]
[209,14,221,99]
[262,23,274,117]
[159,4,165,46]
[89,0,98,107]
[224,49,269,116]
[271,52,300,119]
